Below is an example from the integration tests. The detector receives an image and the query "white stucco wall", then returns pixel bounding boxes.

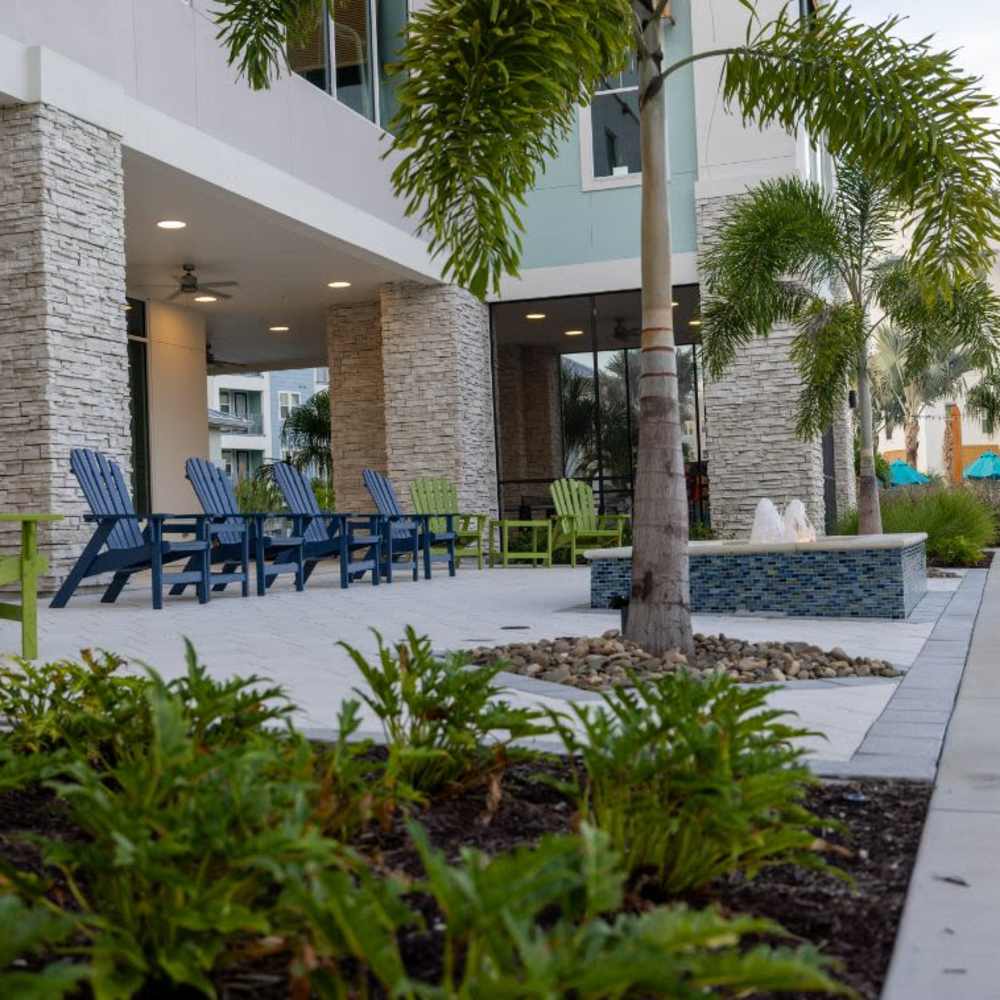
[147,302,209,511]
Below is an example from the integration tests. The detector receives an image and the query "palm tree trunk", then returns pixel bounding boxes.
[624,6,694,656]
[856,349,883,534]
[904,417,920,468]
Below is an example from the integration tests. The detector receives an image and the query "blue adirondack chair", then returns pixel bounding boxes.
[51,449,213,610]
[272,463,382,587]
[171,458,306,597]
[362,469,456,580]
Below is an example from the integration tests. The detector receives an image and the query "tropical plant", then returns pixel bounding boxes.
[0,896,88,1000]
[234,466,285,514]
[871,326,976,468]
[340,628,551,793]
[966,371,1000,436]
[281,389,332,482]
[549,671,832,894]
[412,822,848,997]
[701,162,1000,537]
[836,486,996,566]
[214,0,1000,656]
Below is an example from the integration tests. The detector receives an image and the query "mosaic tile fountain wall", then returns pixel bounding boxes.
[591,541,927,619]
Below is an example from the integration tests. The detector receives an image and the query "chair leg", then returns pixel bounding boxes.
[102,572,131,604]
[339,533,350,590]
[19,522,38,660]
[448,536,456,577]
[151,526,164,611]
[169,555,200,595]
[385,536,394,584]
[241,534,250,598]
[255,545,267,596]
[419,534,428,581]
[49,526,110,609]
[297,554,310,590]
[211,562,236,593]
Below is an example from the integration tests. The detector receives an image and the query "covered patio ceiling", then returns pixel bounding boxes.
[123,150,433,371]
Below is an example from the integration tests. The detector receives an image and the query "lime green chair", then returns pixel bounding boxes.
[0,513,62,659]
[549,479,628,566]
[410,478,488,569]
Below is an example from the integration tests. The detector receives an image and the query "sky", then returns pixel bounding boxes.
[850,0,1000,123]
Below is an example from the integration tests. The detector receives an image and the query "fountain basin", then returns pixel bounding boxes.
[585,533,928,619]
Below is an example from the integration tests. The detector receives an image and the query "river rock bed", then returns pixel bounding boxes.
[468,631,901,690]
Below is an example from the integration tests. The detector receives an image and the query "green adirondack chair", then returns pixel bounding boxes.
[0,513,62,659]
[549,479,628,566]
[410,478,488,569]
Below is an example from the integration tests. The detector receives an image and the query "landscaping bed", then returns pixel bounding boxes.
[468,630,901,690]
[0,637,926,998]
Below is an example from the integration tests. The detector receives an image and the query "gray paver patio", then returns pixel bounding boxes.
[6,563,955,765]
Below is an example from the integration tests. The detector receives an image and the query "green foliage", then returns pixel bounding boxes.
[41,685,333,999]
[965,372,1000,436]
[688,521,716,541]
[835,487,996,565]
[963,481,1000,544]
[549,671,831,893]
[311,477,336,511]
[412,822,848,997]
[234,467,285,514]
[281,390,332,481]
[0,896,88,1000]
[341,628,551,793]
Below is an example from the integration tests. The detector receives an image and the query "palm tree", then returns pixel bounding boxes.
[700,163,1000,534]
[967,373,1000,436]
[214,0,1000,654]
[281,390,332,482]
[871,328,976,469]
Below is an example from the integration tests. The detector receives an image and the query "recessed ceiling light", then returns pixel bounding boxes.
[269,325,290,332]
[156,220,186,230]
[689,319,702,327]
[526,312,546,320]
[328,281,352,289]
[564,329,584,336]
[194,295,217,303]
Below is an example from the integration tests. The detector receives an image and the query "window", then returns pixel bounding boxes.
[315,367,330,385]
[287,0,407,129]
[222,449,263,482]
[579,61,642,191]
[279,391,302,421]
[219,389,231,415]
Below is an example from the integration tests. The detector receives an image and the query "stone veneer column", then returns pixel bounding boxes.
[326,300,387,512]
[698,195,825,537]
[326,283,498,517]
[0,103,130,586]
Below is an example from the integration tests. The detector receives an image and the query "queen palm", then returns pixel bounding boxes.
[281,390,332,482]
[214,0,1000,654]
[871,328,976,469]
[699,163,1000,534]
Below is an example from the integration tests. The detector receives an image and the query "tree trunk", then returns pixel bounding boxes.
[856,350,883,534]
[904,417,919,469]
[624,6,694,656]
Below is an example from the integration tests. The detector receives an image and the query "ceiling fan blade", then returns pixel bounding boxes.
[200,287,233,300]
[165,289,184,301]
[203,280,239,288]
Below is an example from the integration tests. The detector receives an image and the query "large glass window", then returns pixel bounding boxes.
[492,289,709,527]
[126,298,151,515]
[332,0,375,120]
[376,0,408,127]
[589,62,641,181]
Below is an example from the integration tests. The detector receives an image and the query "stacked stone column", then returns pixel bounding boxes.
[0,103,131,586]
[327,282,498,517]
[697,195,826,537]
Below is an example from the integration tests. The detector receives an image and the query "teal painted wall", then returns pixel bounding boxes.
[519,0,697,270]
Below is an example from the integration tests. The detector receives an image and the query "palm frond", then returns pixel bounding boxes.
[967,374,1000,436]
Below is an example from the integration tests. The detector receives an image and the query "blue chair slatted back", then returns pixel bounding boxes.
[272,463,330,543]
[185,458,244,545]
[69,448,145,550]
[363,469,416,539]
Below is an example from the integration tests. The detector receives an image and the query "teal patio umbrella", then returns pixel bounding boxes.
[889,459,930,486]
[964,451,1000,480]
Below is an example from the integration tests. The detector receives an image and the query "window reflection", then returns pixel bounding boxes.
[333,0,375,120]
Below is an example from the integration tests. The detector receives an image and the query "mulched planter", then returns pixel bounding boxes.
[0,761,931,999]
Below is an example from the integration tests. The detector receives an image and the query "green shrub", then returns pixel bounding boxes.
[311,478,336,511]
[964,480,1000,544]
[0,643,293,763]
[413,822,847,997]
[234,468,284,513]
[835,486,996,565]
[341,628,551,793]
[0,896,88,999]
[549,671,832,893]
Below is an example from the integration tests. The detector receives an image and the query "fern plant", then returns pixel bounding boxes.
[341,628,551,793]
[412,822,848,998]
[550,671,834,893]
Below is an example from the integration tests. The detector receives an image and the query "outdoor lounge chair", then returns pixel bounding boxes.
[549,478,628,566]
[410,477,487,569]
[272,463,382,587]
[0,512,62,657]
[51,448,213,609]
[171,458,306,597]
[362,469,456,580]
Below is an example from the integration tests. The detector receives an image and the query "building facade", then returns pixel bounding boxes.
[1,0,852,588]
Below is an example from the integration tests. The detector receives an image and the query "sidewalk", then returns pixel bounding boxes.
[883,555,1000,1000]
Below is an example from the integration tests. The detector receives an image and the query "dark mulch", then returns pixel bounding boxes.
[0,763,931,999]
[928,549,995,570]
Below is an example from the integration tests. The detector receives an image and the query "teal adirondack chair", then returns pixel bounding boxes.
[410,478,487,569]
[549,479,628,566]
[0,513,62,659]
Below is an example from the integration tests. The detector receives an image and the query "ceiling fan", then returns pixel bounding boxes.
[612,317,640,342]
[137,263,239,301]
